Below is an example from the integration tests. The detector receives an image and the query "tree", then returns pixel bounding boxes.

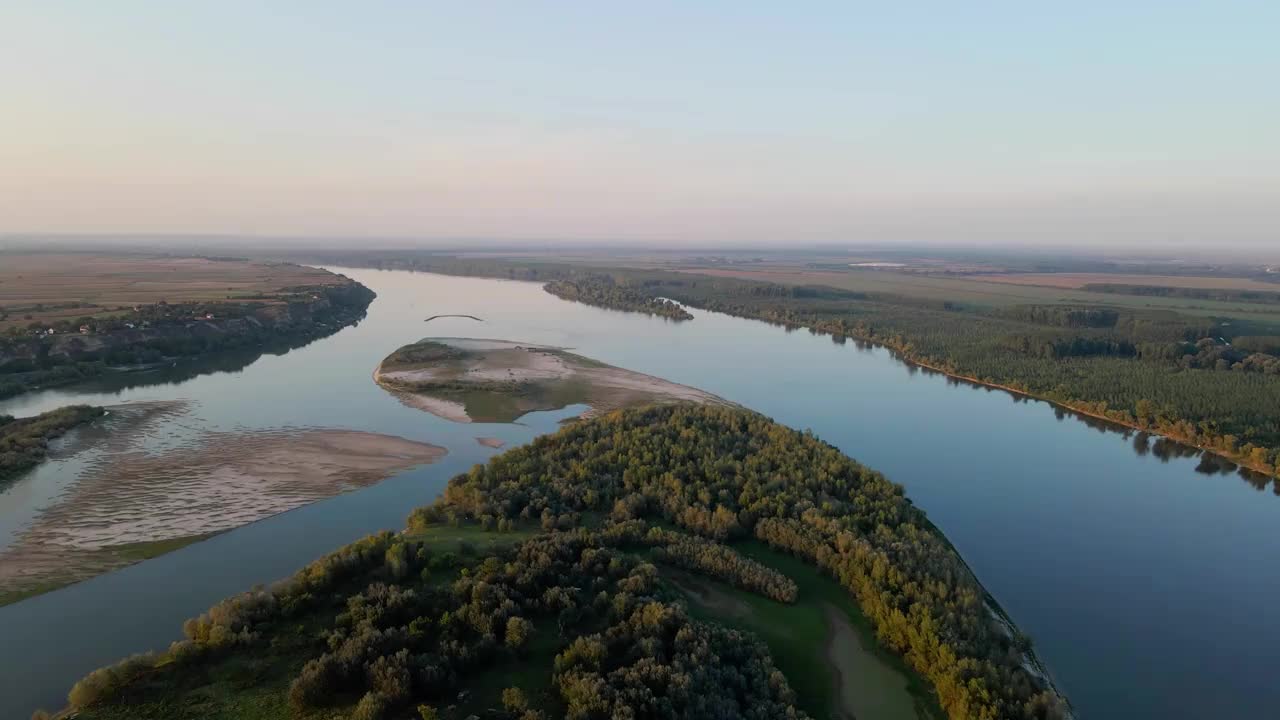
[505,616,533,651]
[502,687,529,713]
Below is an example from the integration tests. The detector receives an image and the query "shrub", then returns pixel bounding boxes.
[66,652,156,709]
[351,691,391,720]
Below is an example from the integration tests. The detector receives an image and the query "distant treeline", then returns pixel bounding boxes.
[1085,283,1280,305]
[0,282,375,400]
[0,405,103,483]
[265,252,1280,476]
[648,276,1280,474]
[544,277,693,320]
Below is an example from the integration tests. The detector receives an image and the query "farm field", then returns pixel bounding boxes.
[0,254,346,331]
[667,265,1280,320]
[970,272,1280,291]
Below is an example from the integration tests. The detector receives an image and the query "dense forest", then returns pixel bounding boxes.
[0,404,103,483]
[59,405,1062,720]
[544,278,692,320]
[422,405,1065,720]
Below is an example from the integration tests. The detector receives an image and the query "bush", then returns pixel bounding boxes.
[67,652,156,709]
[502,686,529,712]
[351,691,391,720]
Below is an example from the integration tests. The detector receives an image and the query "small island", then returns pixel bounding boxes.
[58,405,1065,720]
[373,337,723,423]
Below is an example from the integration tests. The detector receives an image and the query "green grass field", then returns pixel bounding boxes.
[667,540,944,720]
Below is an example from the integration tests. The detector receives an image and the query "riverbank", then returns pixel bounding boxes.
[901,352,1277,482]
[0,255,375,401]
[0,405,446,607]
[0,404,104,484]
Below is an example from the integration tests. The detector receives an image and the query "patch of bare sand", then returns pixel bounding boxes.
[574,365,721,418]
[0,425,444,600]
[476,437,506,448]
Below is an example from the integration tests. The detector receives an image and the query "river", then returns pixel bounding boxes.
[1,268,1277,719]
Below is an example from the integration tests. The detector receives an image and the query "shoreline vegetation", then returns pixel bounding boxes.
[53,405,1066,720]
[289,254,1280,482]
[0,255,376,401]
[373,337,725,423]
[0,404,104,485]
[544,277,693,320]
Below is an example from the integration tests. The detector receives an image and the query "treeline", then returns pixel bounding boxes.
[428,405,1067,719]
[1085,283,1280,305]
[998,305,1119,328]
[315,252,1280,475]
[0,404,103,483]
[623,274,1280,475]
[545,277,693,320]
[0,282,375,400]
[642,525,799,603]
[67,527,808,720]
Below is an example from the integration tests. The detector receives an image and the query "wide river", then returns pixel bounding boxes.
[1,268,1277,719]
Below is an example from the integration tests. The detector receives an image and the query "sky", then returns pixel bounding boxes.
[2,2,1277,249]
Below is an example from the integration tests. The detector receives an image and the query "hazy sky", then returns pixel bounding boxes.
[3,2,1277,248]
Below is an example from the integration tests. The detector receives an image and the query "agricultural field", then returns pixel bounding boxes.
[969,273,1280,291]
[665,265,1280,320]
[0,253,347,331]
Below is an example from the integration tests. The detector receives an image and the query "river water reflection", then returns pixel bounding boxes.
[1,268,1277,719]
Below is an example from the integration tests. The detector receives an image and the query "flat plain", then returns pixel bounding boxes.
[0,254,346,330]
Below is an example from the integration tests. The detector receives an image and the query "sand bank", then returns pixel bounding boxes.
[0,414,444,605]
[375,337,726,423]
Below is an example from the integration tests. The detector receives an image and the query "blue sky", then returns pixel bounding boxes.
[2,1,1276,248]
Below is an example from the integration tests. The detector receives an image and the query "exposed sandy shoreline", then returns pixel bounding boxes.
[0,408,444,604]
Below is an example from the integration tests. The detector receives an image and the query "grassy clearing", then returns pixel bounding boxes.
[445,618,562,719]
[669,541,945,720]
[737,542,944,720]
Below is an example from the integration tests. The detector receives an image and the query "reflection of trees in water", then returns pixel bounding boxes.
[1132,431,1151,456]
[730,316,1279,497]
[52,318,363,397]
[931,365,1280,496]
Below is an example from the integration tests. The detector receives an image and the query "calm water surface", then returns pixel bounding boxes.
[1,268,1277,719]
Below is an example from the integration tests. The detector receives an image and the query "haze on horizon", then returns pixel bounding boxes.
[3,2,1277,251]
